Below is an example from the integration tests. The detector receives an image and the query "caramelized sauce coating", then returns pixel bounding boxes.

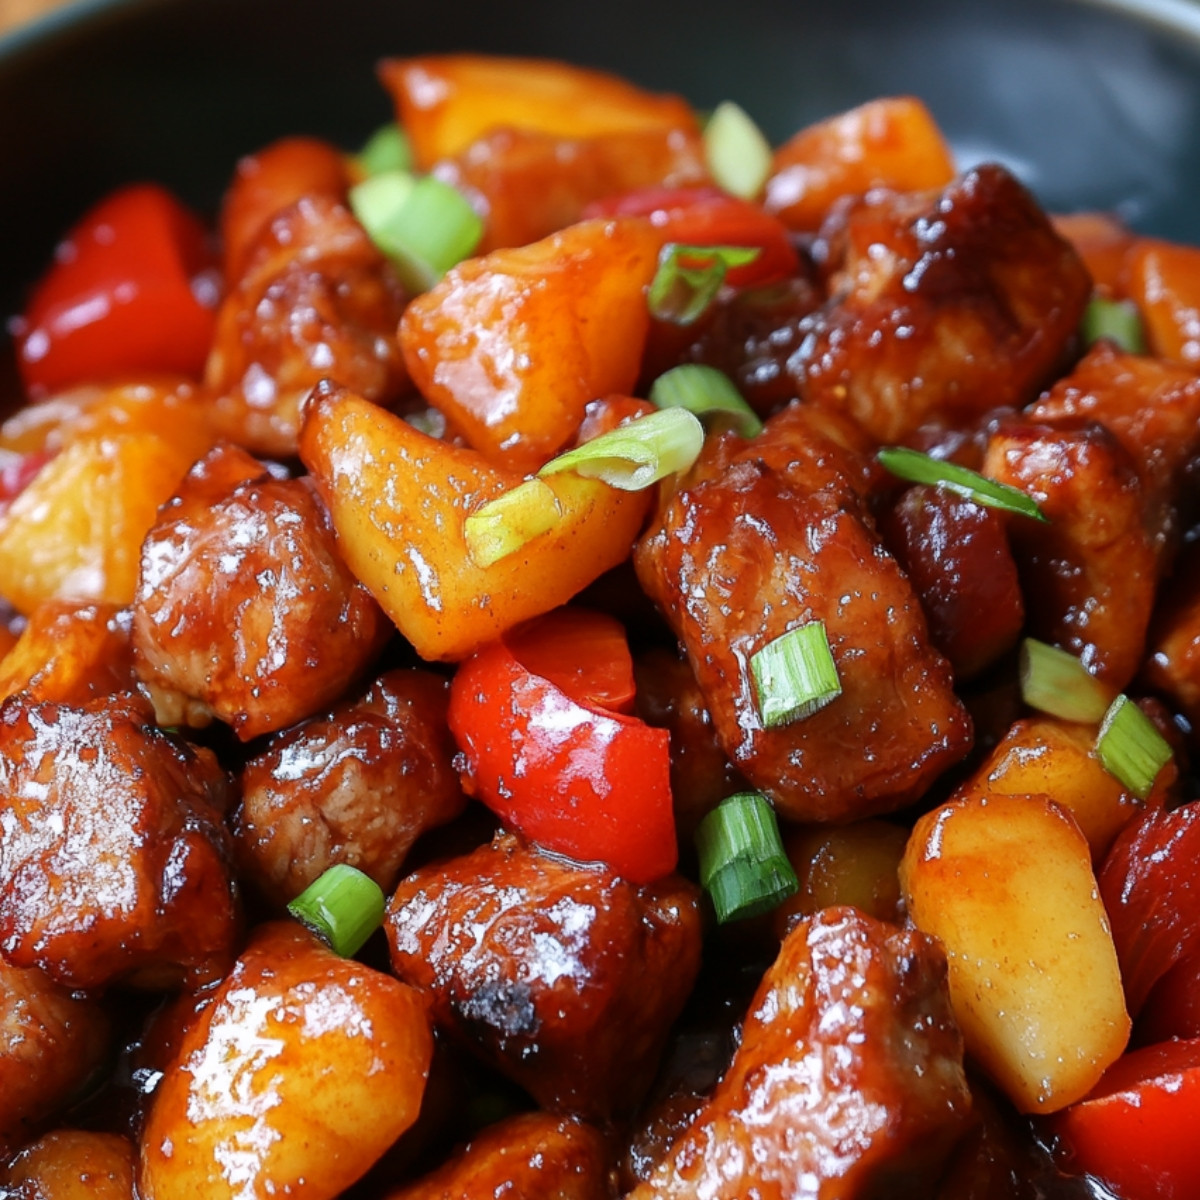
[205,194,409,457]
[234,668,466,906]
[131,444,389,741]
[627,907,973,1200]
[0,692,237,989]
[636,402,971,822]
[386,834,703,1120]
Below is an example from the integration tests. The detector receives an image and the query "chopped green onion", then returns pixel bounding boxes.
[1019,638,1114,724]
[464,478,561,568]
[648,243,761,325]
[1095,695,1173,799]
[750,620,841,728]
[537,408,704,490]
[348,169,483,293]
[287,864,385,958]
[356,122,412,177]
[704,100,772,201]
[649,363,762,437]
[877,446,1047,523]
[1081,296,1146,355]
[695,792,798,923]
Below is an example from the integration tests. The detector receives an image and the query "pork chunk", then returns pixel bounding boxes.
[798,163,1090,443]
[628,907,973,1200]
[234,668,466,906]
[635,402,971,823]
[386,834,702,1120]
[131,444,389,740]
[0,692,238,988]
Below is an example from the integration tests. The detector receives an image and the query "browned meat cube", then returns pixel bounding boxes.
[2,1130,136,1199]
[797,163,1090,443]
[386,833,703,1120]
[384,1112,610,1200]
[205,194,409,457]
[131,443,389,741]
[983,421,1156,688]
[627,907,973,1200]
[1144,547,1200,737]
[1027,341,1200,556]
[0,692,238,989]
[233,668,467,906]
[0,960,111,1156]
[635,403,972,824]
[879,486,1025,681]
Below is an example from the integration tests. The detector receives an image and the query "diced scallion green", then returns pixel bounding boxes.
[464,479,562,568]
[356,123,413,177]
[287,864,385,958]
[348,168,482,292]
[877,446,1047,522]
[649,363,762,437]
[647,243,761,325]
[750,620,841,729]
[1095,695,1173,799]
[695,791,798,923]
[1081,295,1147,355]
[703,100,772,200]
[1018,638,1114,724]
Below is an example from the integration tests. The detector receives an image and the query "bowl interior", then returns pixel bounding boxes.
[2,0,1200,321]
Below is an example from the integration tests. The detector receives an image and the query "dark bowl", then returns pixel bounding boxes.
[3,0,1200,331]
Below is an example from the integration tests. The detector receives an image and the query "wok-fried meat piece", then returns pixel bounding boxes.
[1145,548,1200,737]
[2,1130,137,1199]
[635,402,971,823]
[796,163,1090,443]
[627,907,973,1200]
[0,959,111,1156]
[234,668,466,906]
[205,194,409,457]
[0,692,237,989]
[983,421,1156,688]
[386,833,703,1120]
[384,1112,610,1200]
[131,443,389,741]
[878,486,1024,681]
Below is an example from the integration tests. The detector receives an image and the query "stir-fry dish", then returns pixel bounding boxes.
[3,51,1200,1200]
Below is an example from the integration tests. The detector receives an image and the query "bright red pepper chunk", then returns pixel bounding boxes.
[1051,1038,1200,1200]
[583,185,800,289]
[448,607,676,883]
[15,183,218,397]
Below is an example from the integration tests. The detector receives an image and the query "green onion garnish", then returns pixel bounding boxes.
[1095,695,1173,799]
[648,243,761,325]
[464,478,561,568]
[695,792,798,923]
[649,363,763,438]
[348,169,483,293]
[1081,296,1147,355]
[287,864,385,958]
[1019,638,1114,724]
[877,446,1047,522]
[750,620,841,729]
[356,123,413,177]
[537,408,705,491]
[703,100,772,201]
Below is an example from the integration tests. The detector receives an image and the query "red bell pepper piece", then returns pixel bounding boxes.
[448,607,676,883]
[15,184,218,397]
[1051,1038,1200,1200]
[583,185,799,288]
[1097,799,1200,1015]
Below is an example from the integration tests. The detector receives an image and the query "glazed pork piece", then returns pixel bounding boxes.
[797,162,1091,442]
[131,443,390,740]
[205,193,410,457]
[627,907,973,1200]
[636,401,972,823]
[0,692,237,989]
[0,960,111,1157]
[233,667,466,906]
[386,833,703,1120]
